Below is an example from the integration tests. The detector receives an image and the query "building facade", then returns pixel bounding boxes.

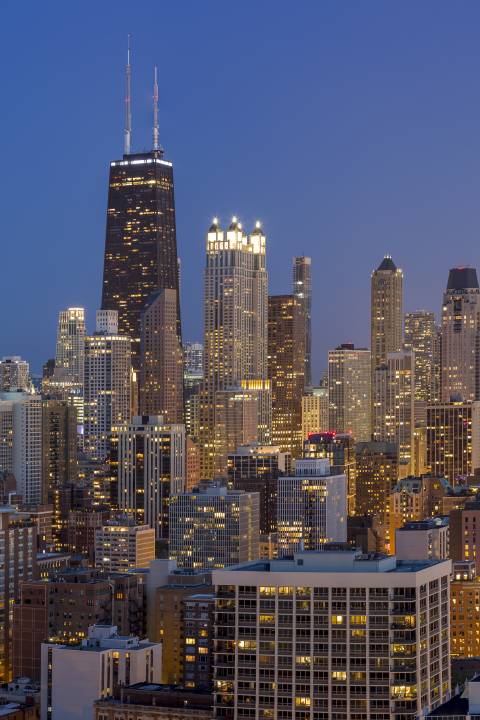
[101,145,181,371]
[139,288,183,424]
[84,311,132,461]
[292,256,312,387]
[213,548,451,719]
[200,218,269,479]
[426,400,480,484]
[268,294,304,457]
[117,415,185,541]
[328,344,371,442]
[169,486,259,569]
[441,267,480,402]
[277,458,347,556]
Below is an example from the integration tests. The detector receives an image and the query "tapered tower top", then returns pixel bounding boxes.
[377,255,397,272]
[446,267,479,291]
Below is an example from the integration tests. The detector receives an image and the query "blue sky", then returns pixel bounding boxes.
[2,1,480,378]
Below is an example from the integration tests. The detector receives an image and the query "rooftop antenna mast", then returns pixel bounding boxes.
[124,34,132,155]
[153,65,160,151]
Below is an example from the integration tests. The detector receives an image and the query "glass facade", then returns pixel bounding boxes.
[101,151,181,369]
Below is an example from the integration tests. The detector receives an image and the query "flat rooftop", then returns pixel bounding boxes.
[221,549,449,574]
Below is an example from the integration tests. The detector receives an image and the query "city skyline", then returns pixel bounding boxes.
[4,3,480,378]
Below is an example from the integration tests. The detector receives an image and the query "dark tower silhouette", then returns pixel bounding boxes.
[101,43,181,370]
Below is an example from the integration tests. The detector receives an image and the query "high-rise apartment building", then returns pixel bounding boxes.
[169,485,259,569]
[55,308,86,385]
[101,54,181,371]
[213,387,259,476]
[385,350,415,475]
[14,568,145,682]
[184,342,203,382]
[201,218,269,479]
[450,500,480,575]
[441,267,480,402]
[0,357,30,392]
[0,392,43,504]
[355,441,398,544]
[404,310,437,409]
[228,443,290,536]
[95,522,155,572]
[84,311,132,461]
[182,592,215,689]
[426,400,480,483]
[292,256,312,387]
[328,343,371,442]
[450,561,480,658]
[139,288,183,424]
[42,400,77,544]
[213,547,451,719]
[268,294,304,456]
[277,458,346,555]
[0,508,37,682]
[371,256,404,370]
[301,385,329,439]
[371,256,403,428]
[303,432,356,515]
[117,415,185,540]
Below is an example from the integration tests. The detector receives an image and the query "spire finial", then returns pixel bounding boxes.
[153,65,160,152]
[124,34,132,155]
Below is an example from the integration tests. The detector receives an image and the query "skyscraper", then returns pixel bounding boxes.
[42,400,78,544]
[404,310,437,405]
[292,256,312,387]
[301,385,329,439]
[0,357,30,392]
[83,311,132,461]
[117,415,185,540]
[55,308,86,384]
[139,288,183,424]
[169,485,260,569]
[200,218,269,479]
[328,343,371,441]
[277,458,347,555]
[371,256,403,429]
[426,400,480,484]
[101,50,181,371]
[385,350,415,476]
[213,549,451,719]
[441,267,480,402]
[268,294,304,456]
[0,391,43,504]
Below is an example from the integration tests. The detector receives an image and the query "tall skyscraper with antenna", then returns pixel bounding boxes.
[101,41,181,372]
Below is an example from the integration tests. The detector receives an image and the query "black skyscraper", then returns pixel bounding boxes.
[101,50,181,370]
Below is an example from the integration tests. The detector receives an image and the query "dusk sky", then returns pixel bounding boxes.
[3,1,480,379]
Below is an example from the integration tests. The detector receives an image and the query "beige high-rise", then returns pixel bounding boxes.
[328,343,371,441]
[385,350,415,476]
[200,218,269,479]
[441,267,480,402]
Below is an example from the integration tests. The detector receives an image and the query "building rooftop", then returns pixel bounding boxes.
[377,255,397,271]
[398,517,449,532]
[447,266,479,291]
[220,548,449,575]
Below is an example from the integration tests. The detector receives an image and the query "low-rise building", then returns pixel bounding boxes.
[93,684,213,719]
[95,522,155,572]
[395,517,449,561]
[40,625,161,720]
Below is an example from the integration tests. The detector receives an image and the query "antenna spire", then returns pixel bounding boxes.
[124,34,132,155]
[153,65,160,152]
